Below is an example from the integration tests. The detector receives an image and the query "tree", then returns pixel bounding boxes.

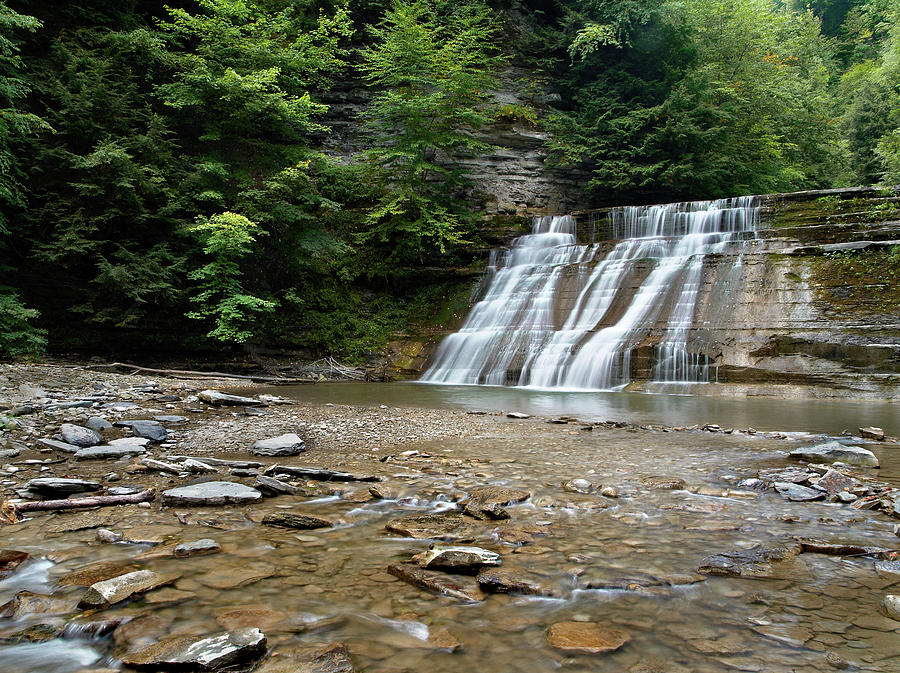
[358,0,502,265]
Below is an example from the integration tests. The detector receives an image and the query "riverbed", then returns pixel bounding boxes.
[1,365,898,673]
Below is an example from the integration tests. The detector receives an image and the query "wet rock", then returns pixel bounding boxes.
[814,469,856,496]
[254,474,302,496]
[546,621,630,654]
[477,567,552,596]
[640,476,686,490]
[167,455,263,469]
[153,415,186,424]
[387,563,484,602]
[774,482,826,502]
[256,643,356,673]
[199,390,265,407]
[0,591,76,618]
[77,570,178,609]
[198,563,275,590]
[875,560,900,579]
[143,588,197,607]
[0,550,29,578]
[252,433,306,457]
[462,486,530,520]
[860,426,885,441]
[385,513,478,541]
[885,595,900,620]
[789,441,879,468]
[140,457,183,474]
[174,539,221,558]
[57,561,139,587]
[698,544,802,577]
[36,437,81,453]
[161,481,262,506]
[419,546,501,573]
[685,633,752,656]
[262,513,333,529]
[121,628,267,671]
[563,479,592,494]
[215,608,286,632]
[264,465,380,482]
[60,423,104,447]
[797,539,895,558]
[826,650,850,669]
[118,420,168,443]
[182,458,219,474]
[600,486,619,498]
[749,622,813,648]
[6,623,63,643]
[369,483,397,499]
[74,444,147,460]
[506,412,531,419]
[85,417,113,431]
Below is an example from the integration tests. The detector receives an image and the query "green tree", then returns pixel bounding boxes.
[358,0,502,265]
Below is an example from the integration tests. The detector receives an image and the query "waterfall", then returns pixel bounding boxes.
[420,196,760,390]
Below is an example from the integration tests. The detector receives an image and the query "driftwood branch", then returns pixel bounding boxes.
[90,362,313,385]
[1,488,157,523]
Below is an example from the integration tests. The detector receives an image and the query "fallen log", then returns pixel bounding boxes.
[89,362,314,385]
[1,488,157,524]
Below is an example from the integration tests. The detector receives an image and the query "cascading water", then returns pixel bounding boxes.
[420,196,760,390]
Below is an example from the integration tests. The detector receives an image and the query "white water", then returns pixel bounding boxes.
[421,197,760,390]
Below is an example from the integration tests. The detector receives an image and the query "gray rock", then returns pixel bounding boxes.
[36,437,81,453]
[600,486,619,498]
[506,412,531,419]
[198,390,264,406]
[698,544,802,577]
[774,481,826,502]
[109,437,151,447]
[874,560,900,579]
[8,405,36,417]
[77,570,178,608]
[894,523,900,538]
[108,486,143,496]
[251,433,306,457]
[161,481,262,506]
[141,457,184,474]
[254,474,301,496]
[174,539,221,558]
[263,465,379,482]
[100,401,140,411]
[73,445,146,460]
[789,441,879,468]
[167,456,263,469]
[85,417,113,431]
[0,448,20,459]
[116,420,168,443]
[563,479,592,494]
[153,415,187,423]
[420,546,501,573]
[182,459,219,474]
[121,628,266,671]
[859,426,885,441]
[46,400,93,410]
[24,478,102,495]
[813,469,855,496]
[242,407,270,417]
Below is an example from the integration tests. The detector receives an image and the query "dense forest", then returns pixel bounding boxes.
[0,0,898,360]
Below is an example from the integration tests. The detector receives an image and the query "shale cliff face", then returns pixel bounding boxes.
[403,187,900,398]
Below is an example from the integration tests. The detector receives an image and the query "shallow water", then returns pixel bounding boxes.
[1,409,898,672]
[252,381,898,436]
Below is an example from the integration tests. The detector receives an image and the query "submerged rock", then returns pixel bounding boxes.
[0,591,76,618]
[789,441,879,468]
[77,570,178,609]
[640,476,686,490]
[161,482,262,506]
[698,544,803,577]
[385,513,479,542]
[256,643,356,673]
[463,486,530,520]
[174,539,221,558]
[477,567,553,596]
[563,479,593,494]
[387,563,484,602]
[57,560,139,587]
[0,550,29,578]
[252,433,306,457]
[546,621,630,654]
[121,628,267,671]
[60,423,104,447]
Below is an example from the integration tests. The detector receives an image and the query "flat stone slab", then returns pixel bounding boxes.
[254,474,302,496]
[167,456,264,469]
[36,437,81,453]
[790,441,879,467]
[78,569,178,609]
[199,390,264,406]
[74,444,147,460]
[0,550,29,578]
[385,513,480,542]
[109,437,151,447]
[252,433,306,457]
[774,482,825,502]
[387,563,485,602]
[547,621,630,654]
[264,465,380,482]
[477,567,554,596]
[860,426,885,440]
[121,628,267,671]
[262,513,333,529]
[698,544,803,577]
[255,642,355,673]
[154,415,187,423]
[86,417,113,431]
[24,477,102,495]
[174,539,221,558]
[57,560,139,587]
[60,423,104,447]
[161,482,262,506]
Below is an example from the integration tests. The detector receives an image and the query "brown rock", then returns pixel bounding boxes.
[256,643,356,673]
[640,476,686,490]
[0,550,29,578]
[57,561,139,587]
[216,608,287,631]
[477,567,554,596]
[262,513,333,530]
[121,628,266,671]
[384,513,479,541]
[0,591,76,618]
[546,621,630,654]
[387,563,484,602]
[462,486,531,520]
